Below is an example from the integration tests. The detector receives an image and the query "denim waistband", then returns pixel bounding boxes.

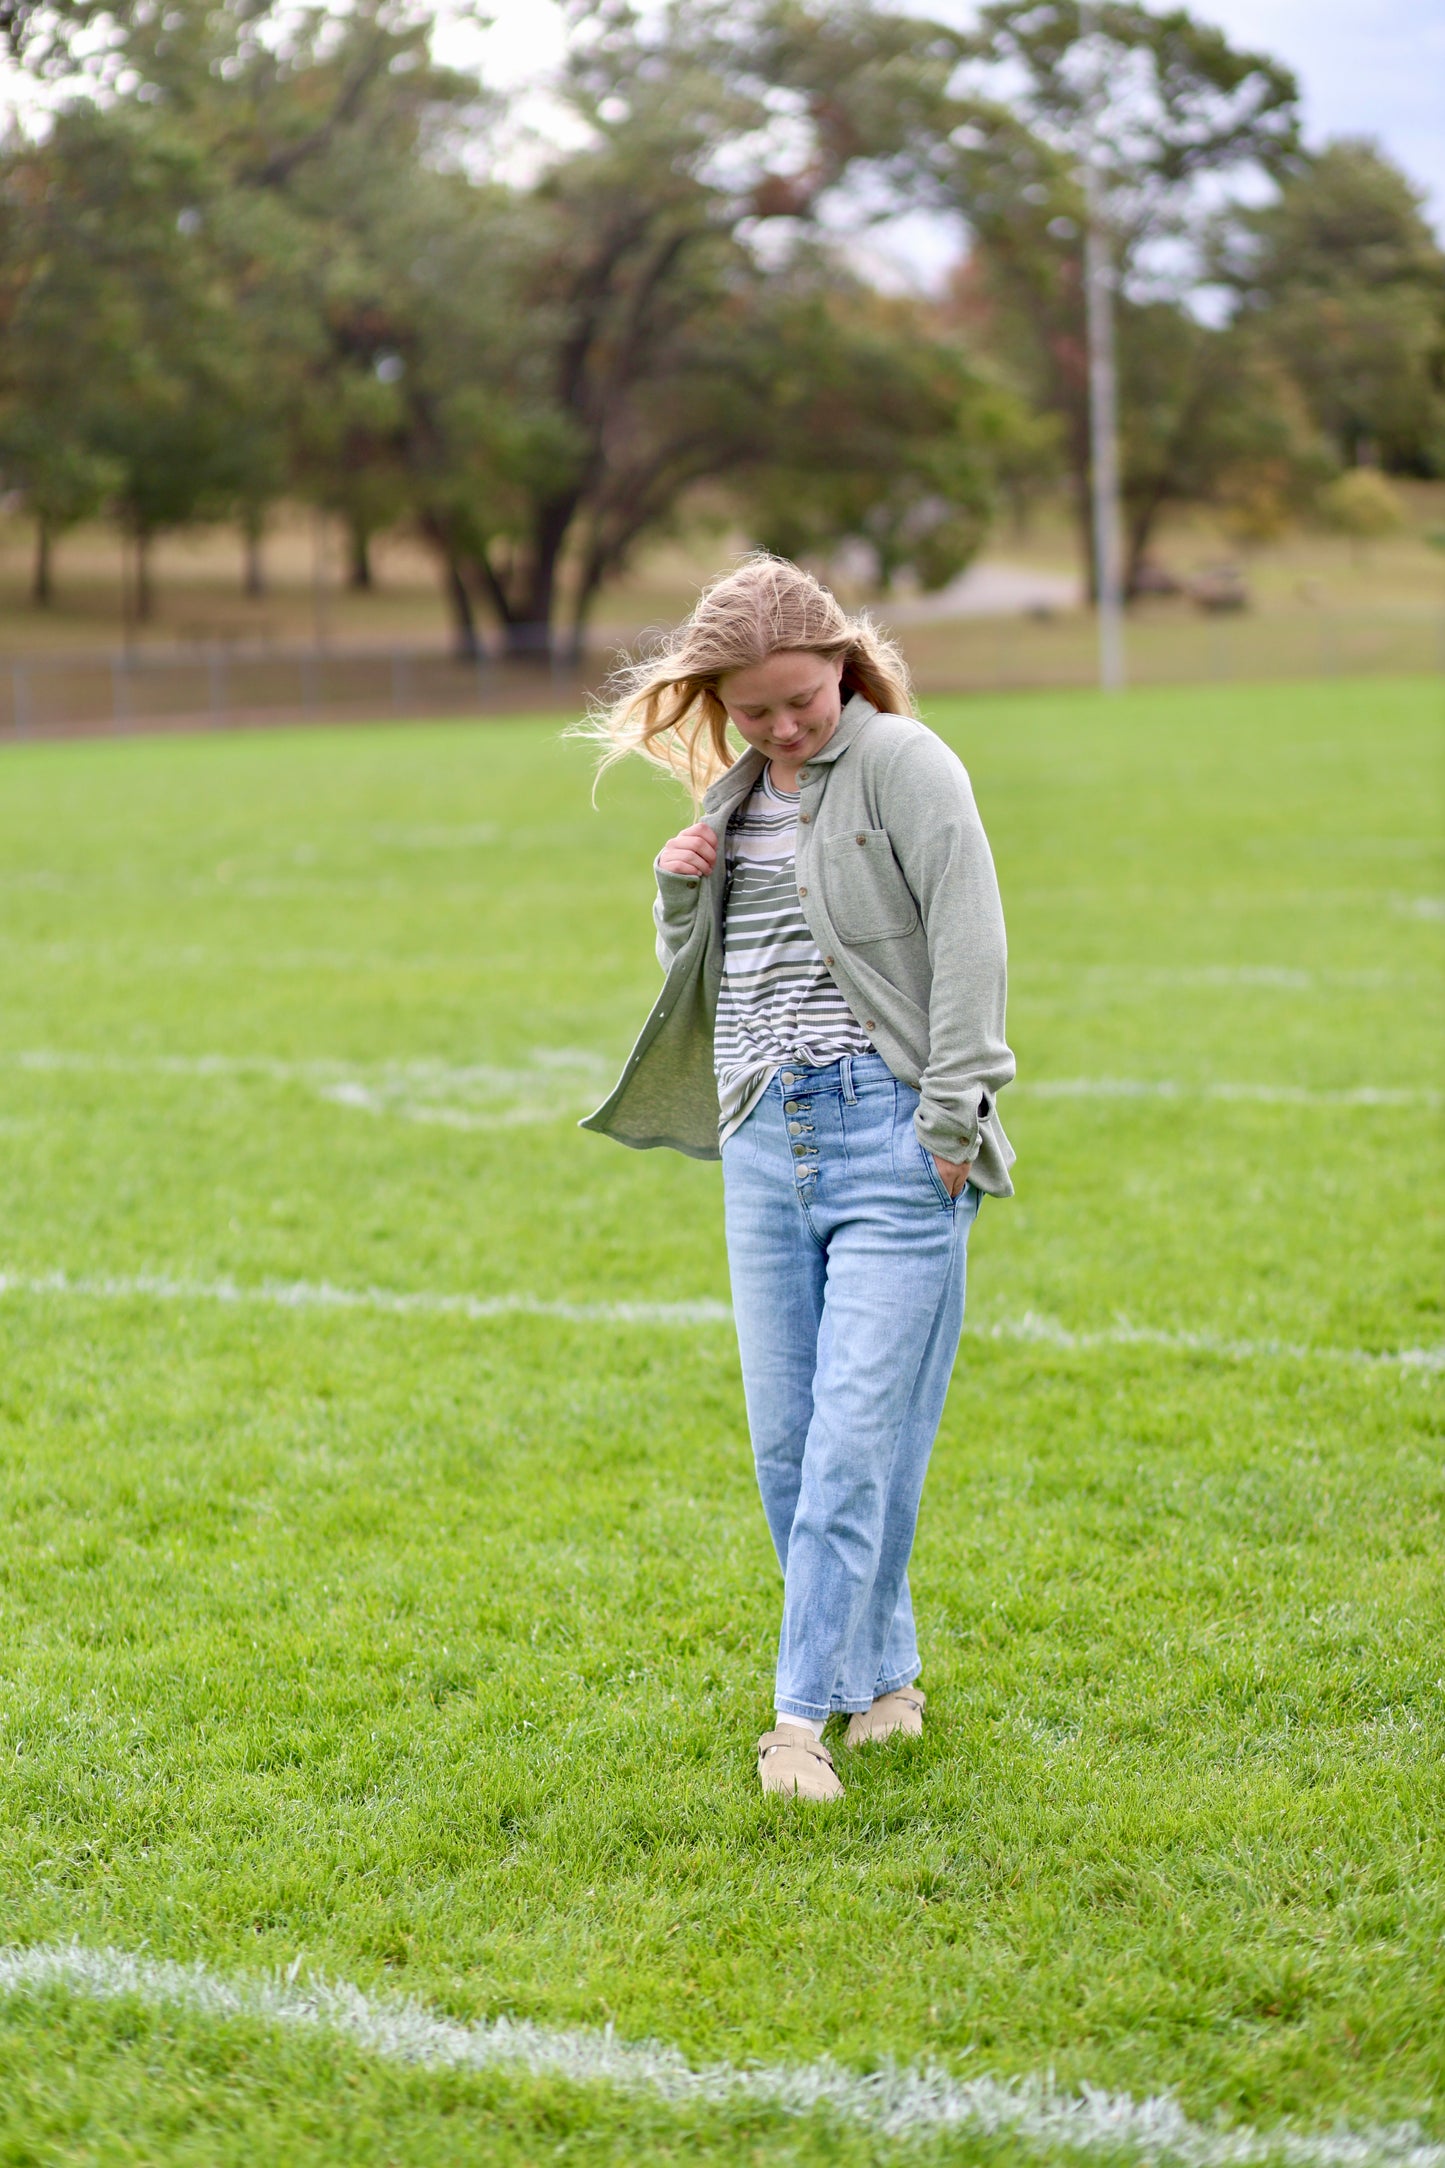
[772,1051,893,1099]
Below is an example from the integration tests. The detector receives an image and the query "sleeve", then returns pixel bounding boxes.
[653,862,704,972]
[880,734,1014,1165]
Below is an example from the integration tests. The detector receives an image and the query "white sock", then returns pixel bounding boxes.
[776,1710,826,1740]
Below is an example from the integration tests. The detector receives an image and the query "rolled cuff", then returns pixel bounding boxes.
[913,1086,991,1166]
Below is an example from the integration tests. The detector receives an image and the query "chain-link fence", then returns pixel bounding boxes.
[0,644,553,737]
[1,610,1441,738]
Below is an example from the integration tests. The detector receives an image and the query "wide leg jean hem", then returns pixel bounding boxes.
[870,1663,923,1700]
[774,1695,845,1724]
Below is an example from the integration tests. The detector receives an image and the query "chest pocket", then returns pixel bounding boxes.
[822,828,920,942]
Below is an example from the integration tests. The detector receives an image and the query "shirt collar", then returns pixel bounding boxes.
[701,693,877,813]
[800,692,877,768]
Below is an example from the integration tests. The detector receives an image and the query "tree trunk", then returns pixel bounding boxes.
[566,551,609,667]
[32,518,52,607]
[135,531,155,623]
[1124,490,1168,599]
[348,516,373,591]
[243,518,266,598]
[497,501,575,663]
[444,553,480,661]
[1073,478,1098,606]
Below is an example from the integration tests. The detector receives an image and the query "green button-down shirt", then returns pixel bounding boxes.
[580,695,1016,1195]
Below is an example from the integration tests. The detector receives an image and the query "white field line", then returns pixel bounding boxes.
[1019,1080,1441,1108]
[0,1269,1438,1374]
[1,1048,612,1130]
[966,1310,1444,1375]
[7,1051,1440,1120]
[1018,966,1417,992]
[1,1943,1440,2168]
[0,1270,731,1328]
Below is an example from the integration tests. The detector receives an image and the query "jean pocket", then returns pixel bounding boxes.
[892,1090,955,1209]
[916,1138,958,1210]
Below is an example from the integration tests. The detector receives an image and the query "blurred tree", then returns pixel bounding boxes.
[124,0,482,601]
[0,128,123,601]
[738,282,1039,591]
[397,0,1022,659]
[934,1,1300,596]
[1215,140,1445,474]
[1111,304,1322,585]
[0,0,1090,651]
[0,105,249,619]
[0,0,132,72]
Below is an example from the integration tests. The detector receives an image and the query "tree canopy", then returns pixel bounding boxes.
[0,0,1438,641]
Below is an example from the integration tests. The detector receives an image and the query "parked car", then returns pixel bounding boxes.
[1188,564,1249,613]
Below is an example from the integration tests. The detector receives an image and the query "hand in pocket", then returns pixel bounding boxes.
[931,1155,973,1199]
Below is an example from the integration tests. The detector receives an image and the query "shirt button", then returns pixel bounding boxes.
[824,956,835,967]
[865,1020,876,1031]
[798,886,807,897]
[798,812,810,823]
[856,833,866,845]
[798,769,808,781]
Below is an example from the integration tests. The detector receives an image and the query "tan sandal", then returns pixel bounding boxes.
[846,1685,925,1747]
[757,1725,843,1801]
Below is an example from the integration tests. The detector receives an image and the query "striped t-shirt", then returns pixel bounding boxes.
[715,768,870,1141]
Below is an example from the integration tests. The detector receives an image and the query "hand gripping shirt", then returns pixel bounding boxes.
[713,766,870,1141]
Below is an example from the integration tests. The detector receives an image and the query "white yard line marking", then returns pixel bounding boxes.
[0,1269,1437,1373]
[967,1310,1443,1375]
[1019,1080,1441,1108]
[8,1051,1439,1118]
[0,1943,1439,2167]
[1019,965,1415,991]
[0,1048,612,1130]
[0,1270,731,1327]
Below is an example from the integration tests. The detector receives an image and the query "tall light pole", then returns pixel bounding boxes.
[1079,5,1126,691]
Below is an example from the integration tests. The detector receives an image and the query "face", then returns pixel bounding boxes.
[716,650,845,770]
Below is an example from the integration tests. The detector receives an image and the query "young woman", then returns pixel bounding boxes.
[582,556,1014,1801]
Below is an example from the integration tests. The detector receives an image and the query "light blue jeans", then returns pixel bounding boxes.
[721,1052,980,1722]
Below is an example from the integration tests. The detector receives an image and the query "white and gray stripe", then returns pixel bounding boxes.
[714,769,868,1140]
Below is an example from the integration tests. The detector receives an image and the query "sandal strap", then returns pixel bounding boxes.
[758,1728,836,1771]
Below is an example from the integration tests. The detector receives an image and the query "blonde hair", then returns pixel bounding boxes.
[580,553,915,802]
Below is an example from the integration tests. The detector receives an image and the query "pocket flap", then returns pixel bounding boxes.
[821,828,919,942]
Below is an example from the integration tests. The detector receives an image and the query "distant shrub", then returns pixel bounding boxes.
[1317,469,1407,542]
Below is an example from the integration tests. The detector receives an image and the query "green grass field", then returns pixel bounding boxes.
[0,679,1441,2165]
